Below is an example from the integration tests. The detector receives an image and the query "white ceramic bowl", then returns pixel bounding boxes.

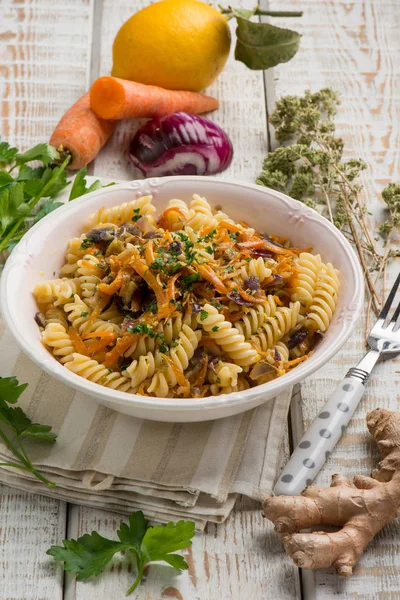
[1,177,364,422]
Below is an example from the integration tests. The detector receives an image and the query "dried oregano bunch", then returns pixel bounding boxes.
[257,88,400,329]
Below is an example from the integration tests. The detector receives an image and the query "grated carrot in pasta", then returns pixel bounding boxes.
[68,328,89,355]
[34,194,340,398]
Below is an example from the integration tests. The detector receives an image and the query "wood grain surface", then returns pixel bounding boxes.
[264,0,400,597]
[1,0,400,597]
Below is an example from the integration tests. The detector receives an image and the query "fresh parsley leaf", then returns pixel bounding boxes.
[0,139,19,166]
[0,376,27,404]
[0,171,15,188]
[47,533,122,581]
[0,184,30,235]
[47,511,195,595]
[200,310,209,321]
[0,377,56,486]
[32,199,63,224]
[15,143,59,166]
[212,326,219,332]
[180,273,201,291]
[68,166,110,201]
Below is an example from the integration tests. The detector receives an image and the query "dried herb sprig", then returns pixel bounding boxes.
[257,88,400,334]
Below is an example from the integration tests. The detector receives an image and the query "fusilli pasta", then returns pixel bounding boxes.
[34,194,340,398]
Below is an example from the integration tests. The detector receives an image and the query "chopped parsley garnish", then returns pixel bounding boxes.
[180,273,201,290]
[199,310,209,321]
[199,229,217,242]
[210,299,222,310]
[80,238,92,249]
[80,311,88,317]
[212,326,219,332]
[205,246,214,255]
[229,232,240,242]
[148,302,157,314]
[159,341,169,354]
[224,266,234,273]
[150,257,166,272]
[127,324,157,338]
[132,208,141,222]
[171,340,179,348]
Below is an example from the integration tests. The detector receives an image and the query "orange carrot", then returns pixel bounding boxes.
[158,207,186,230]
[50,93,116,170]
[68,328,88,355]
[195,264,227,295]
[99,269,125,295]
[104,333,138,368]
[83,331,117,340]
[144,240,155,266]
[89,77,219,121]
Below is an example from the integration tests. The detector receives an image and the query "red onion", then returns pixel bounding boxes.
[129,113,233,177]
[244,276,260,291]
[227,290,253,307]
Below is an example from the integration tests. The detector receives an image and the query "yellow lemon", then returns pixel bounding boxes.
[112,0,231,92]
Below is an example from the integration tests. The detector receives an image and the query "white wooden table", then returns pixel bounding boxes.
[1,0,400,598]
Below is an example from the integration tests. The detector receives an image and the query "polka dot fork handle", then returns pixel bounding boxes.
[274,350,381,497]
[275,271,400,495]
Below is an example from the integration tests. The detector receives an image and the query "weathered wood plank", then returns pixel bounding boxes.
[0,1,93,598]
[66,1,299,599]
[264,0,400,597]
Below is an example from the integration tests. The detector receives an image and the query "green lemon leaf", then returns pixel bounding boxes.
[235,17,301,70]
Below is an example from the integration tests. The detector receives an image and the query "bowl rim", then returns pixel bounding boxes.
[0,175,364,413]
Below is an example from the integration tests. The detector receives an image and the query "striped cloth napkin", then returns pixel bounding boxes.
[0,318,292,529]
[0,171,292,529]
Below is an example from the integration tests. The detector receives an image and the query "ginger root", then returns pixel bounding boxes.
[264,408,400,576]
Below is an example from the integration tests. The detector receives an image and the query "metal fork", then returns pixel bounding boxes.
[274,272,400,496]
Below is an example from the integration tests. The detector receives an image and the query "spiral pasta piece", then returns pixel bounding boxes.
[240,257,272,283]
[234,299,278,339]
[208,360,243,388]
[147,325,202,392]
[42,323,75,364]
[86,195,155,229]
[76,254,103,299]
[274,341,289,363]
[65,353,132,391]
[250,302,301,351]
[60,238,86,277]
[99,304,124,324]
[291,252,322,310]
[45,307,68,328]
[197,304,259,367]
[146,372,170,398]
[125,352,158,388]
[34,278,78,306]
[64,295,91,334]
[186,194,217,231]
[305,263,340,332]
[210,375,250,396]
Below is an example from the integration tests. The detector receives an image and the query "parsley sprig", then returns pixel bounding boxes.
[0,140,110,255]
[47,511,195,595]
[0,377,56,487]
